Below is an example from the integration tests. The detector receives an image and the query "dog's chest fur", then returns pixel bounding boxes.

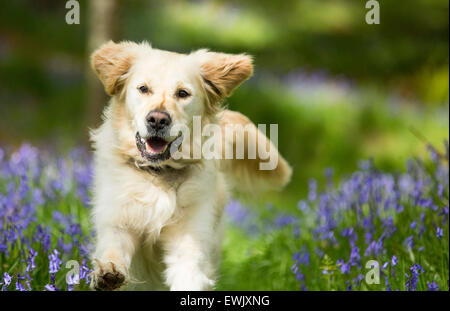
[91,130,221,244]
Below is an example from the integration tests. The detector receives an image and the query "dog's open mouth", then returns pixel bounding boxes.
[136,132,183,162]
[147,137,169,154]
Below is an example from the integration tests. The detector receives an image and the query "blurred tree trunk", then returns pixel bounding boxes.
[84,0,119,139]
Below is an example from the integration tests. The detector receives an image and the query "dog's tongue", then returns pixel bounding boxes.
[147,138,168,153]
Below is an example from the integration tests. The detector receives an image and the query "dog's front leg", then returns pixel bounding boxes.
[91,227,137,291]
[160,205,218,291]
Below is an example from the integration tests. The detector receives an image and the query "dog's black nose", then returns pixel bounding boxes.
[146,110,171,131]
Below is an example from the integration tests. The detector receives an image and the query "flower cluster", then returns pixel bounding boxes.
[226,142,449,291]
[0,144,93,291]
[1,141,448,291]
[291,144,449,291]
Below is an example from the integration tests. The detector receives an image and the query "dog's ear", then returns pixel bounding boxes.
[194,50,253,102]
[91,41,141,96]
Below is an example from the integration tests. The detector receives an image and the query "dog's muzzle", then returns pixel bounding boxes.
[135,132,183,163]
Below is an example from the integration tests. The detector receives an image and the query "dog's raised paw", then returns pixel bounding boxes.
[91,261,126,291]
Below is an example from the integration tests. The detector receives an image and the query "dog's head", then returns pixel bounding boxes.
[91,41,253,165]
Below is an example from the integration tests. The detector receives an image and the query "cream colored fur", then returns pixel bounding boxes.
[89,41,291,291]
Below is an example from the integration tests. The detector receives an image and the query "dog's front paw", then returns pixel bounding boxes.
[91,261,127,291]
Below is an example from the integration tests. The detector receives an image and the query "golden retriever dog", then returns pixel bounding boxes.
[89,41,292,291]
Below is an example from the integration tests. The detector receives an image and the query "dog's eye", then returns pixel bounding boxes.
[138,85,149,94]
[177,89,190,98]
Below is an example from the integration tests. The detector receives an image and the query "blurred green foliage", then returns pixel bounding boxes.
[0,0,448,198]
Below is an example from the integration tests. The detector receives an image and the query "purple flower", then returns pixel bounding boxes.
[308,179,317,202]
[340,262,351,274]
[49,249,62,274]
[385,275,391,291]
[341,227,357,245]
[354,274,364,287]
[314,247,324,258]
[418,224,426,239]
[16,280,26,291]
[1,273,12,290]
[391,255,398,267]
[274,215,297,229]
[26,248,37,273]
[406,264,424,291]
[79,259,93,284]
[66,271,80,291]
[225,200,259,235]
[44,284,58,291]
[297,200,309,213]
[34,225,51,252]
[346,281,352,291]
[427,145,439,163]
[364,239,384,257]
[293,248,310,267]
[358,159,372,171]
[427,281,439,291]
[32,188,45,206]
[404,235,414,250]
[349,246,361,266]
[436,227,443,239]
[15,273,26,291]
[58,237,73,254]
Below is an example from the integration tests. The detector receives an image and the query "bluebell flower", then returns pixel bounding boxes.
[44,284,58,291]
[349,246,361,266]
[384,275,391,291]
[32,188,45,206]
[427,281,439,291]
[406,264,424,291]
[293,247,310,267]
[345,281,352,291]
[340,262,351,274]
[418,224,426,240]
[58,237,73,254]
[26,248,37,273]
[404,235,414,250]
[15,273,26,291]
[308,179,317,202]
[225,200,259,235]
[436,227,443,239]
[66,272,80,291]
[274,215,297,229]
[1,272,12,290]
[79,259,93,284]
[314,247,324,258]
[297,200,309,213]
[49,249,62,274]
[354,274,364,287]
